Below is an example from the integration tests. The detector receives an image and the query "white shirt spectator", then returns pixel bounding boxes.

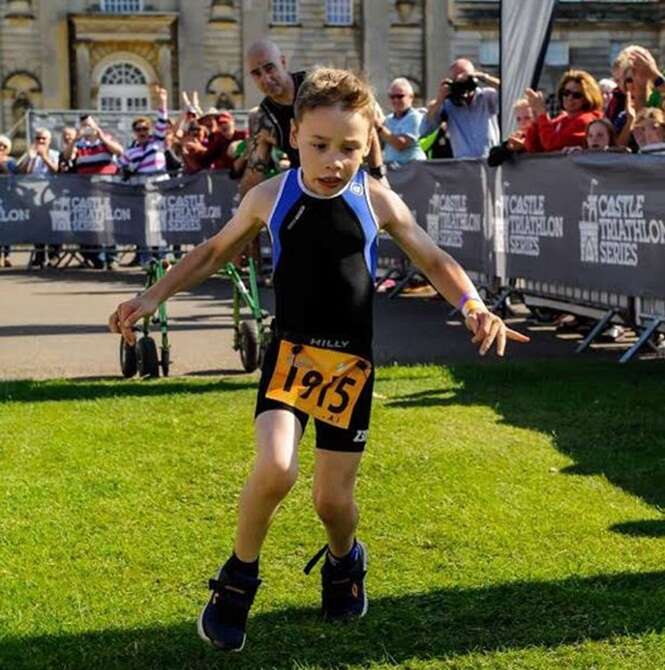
[27,149,59,175]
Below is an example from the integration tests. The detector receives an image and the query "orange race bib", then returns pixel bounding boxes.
[266,339,372,429]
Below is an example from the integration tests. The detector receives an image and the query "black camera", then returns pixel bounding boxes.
[446,76,478,105]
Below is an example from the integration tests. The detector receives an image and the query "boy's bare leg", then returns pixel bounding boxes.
[198,409,302,651]
[312,450,363,557]
[234,409,303,562]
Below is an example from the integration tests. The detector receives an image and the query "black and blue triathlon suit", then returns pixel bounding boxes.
[255,167,380,452]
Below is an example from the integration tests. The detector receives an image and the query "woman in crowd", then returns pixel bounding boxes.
[598,78,617,112]
[606,45,665,147]
[0,134,18,267]
[525,69,603,152]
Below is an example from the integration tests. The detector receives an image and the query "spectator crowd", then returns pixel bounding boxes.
[1,41,665,271]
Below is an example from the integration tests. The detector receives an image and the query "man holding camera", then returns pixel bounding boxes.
[420,58,500,159]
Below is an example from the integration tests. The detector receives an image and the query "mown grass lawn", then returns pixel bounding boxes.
[2,360,665,670]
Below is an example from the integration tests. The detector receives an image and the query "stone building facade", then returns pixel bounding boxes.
[0,0,664,146]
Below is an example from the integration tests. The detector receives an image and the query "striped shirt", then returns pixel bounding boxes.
[119,107,168,175]
[75,137,118,174]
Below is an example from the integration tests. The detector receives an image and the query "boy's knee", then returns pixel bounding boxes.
[256,461,298,500]
[313,491,353,524]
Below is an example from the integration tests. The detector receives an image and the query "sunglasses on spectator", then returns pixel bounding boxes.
[389,94,406,100]
[35,136,48,140]
[133,126,150,132]
[562,90,584,99]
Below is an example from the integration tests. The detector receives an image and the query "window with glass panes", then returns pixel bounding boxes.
[326,0,353,25]
[98,63,150,113]
[271,0,299,24]
[101,0,144,13]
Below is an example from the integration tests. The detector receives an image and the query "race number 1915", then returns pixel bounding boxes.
[266,340,372,429]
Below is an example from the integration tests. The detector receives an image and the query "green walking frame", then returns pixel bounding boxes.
[118,257,270,378]
[119,259,171,379]
[222,258,271,373]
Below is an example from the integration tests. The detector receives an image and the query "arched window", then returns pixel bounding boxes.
[98,62,150,112]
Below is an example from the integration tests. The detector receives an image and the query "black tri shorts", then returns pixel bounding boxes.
[254,331,375,452]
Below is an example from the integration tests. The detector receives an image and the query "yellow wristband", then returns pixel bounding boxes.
[461,299,485,318]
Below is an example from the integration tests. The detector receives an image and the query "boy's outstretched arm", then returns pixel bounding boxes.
[371,181,529,356]
[108,177,276,344]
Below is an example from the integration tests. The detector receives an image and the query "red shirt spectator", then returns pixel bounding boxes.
[526,109,601,152]
[525,69,604,153]
[200,110,248,171]
[179,121,210,174]
[74,116,123,175]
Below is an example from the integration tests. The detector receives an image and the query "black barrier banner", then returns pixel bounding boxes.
[0,172,236,245]
[0,174,143,245]
[388,159,490,274]
[144,172,237,246]
[498,152,665,298]
[2,158,664,302]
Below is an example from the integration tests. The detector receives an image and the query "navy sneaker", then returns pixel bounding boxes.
[197,565,261,652]
[304,541,368,620]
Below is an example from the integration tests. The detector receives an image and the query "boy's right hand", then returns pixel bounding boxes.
[108,295,158,345]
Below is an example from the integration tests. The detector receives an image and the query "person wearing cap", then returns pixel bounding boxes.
[198,107,222,137]
[200,109,248,172]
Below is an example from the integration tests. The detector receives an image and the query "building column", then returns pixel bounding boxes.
[75,41,92,110]
[241,0,270,108]
[39,0,69,109]
[178,0,206,97]
[157,41,173,98]
[362,0,391,107]
[424,0,451,101]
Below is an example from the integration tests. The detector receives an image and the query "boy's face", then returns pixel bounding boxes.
[291,104,371,197]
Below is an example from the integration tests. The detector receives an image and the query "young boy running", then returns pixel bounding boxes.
[109,67,529,652]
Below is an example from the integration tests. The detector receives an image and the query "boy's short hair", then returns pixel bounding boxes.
[634,107,665,128]
[294,67,376,125]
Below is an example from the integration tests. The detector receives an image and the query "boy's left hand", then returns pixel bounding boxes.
[465,309,530,357]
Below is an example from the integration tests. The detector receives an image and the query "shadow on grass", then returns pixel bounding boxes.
[3,570,665,670]
[386,360,665,532]
[610,520,665,538]
[0,377,256,404]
